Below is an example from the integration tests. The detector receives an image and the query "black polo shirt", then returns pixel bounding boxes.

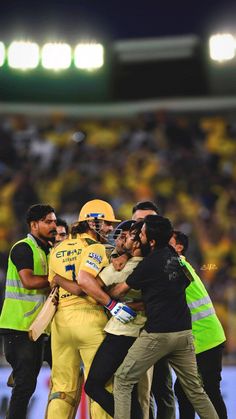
[126,245,191,333]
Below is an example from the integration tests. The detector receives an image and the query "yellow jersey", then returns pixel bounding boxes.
[49,233,108,307]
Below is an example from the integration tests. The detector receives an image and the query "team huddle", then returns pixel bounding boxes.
[0,200,227,419]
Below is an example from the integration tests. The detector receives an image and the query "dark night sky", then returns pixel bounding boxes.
[0,1,236,43]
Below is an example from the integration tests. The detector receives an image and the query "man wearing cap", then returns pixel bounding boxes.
[84,220,145,419]
[46,199,133,419]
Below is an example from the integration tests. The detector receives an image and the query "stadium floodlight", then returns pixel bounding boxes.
[42,43,71,70]
[8,41,39,69]
[0,42,5,66]
[74,43,104,70]
[209,34,236,62]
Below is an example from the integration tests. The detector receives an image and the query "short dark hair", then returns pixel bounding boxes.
[26,204,55,226]
[132,201,158,214]
[56,218,69,235]
[144,215,173,248]
[173,230,189,255]
[129,220,144,242]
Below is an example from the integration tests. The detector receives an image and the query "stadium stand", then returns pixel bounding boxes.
[0,109,235,361]
[0,16,236,415]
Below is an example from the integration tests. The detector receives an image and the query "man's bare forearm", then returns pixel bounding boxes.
[77,270,111,305]
[19,269,49,290]
[53,274,83,296]
[108,282,130,299]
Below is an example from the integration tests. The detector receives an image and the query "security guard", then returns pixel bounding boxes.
[0,204,57,419]
[46,199,127,419]
[170,231,227,419]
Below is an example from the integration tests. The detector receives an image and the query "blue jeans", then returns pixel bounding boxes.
[4,332,44,419]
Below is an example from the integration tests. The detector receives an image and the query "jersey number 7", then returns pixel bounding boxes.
[65,263,76,281]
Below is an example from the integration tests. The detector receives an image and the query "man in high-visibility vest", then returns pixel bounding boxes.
[170,230,227,419]
[0,204,57,419]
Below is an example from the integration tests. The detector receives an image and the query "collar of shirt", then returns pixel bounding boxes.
[30,234,51,255]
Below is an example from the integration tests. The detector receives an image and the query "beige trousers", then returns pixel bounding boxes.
[114,329,219,419]
[137,366,153,419]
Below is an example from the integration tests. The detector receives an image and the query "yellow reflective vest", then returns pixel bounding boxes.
[181,256,226,354]
[0,234,48,331]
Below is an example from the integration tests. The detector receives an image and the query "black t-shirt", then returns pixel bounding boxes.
[11,236,50,271]
[126,245,191,333]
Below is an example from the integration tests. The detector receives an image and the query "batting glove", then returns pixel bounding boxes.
[105,299,137,324]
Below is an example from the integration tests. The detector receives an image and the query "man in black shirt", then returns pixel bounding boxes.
[0,204,57,419]
[113,215,219,419]
[132,200,175,419]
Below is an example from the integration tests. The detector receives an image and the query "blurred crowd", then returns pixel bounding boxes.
[0,110,236,360]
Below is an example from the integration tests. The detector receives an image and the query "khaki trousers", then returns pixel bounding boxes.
[114,329,219,419]
[137,367,153,419]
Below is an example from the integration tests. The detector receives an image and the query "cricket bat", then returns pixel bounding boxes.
[28,287,59,341]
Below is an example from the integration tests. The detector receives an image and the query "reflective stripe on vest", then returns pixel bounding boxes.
[24,302,42,317]
[5,291,45,303]
[181,257,225,353]
[188,295,215,322]
[4,291,46,318]
[191,307,215,322]
[188,296,211,309]
[6,279,25,288]
[0,235,48,332]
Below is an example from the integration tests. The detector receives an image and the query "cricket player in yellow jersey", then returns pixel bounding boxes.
[46,199,122,419]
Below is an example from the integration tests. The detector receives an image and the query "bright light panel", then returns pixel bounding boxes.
[8,41,39,69]
[74,43,104,70]
[42,43,71,70]
[209,34,235,62]
[0,42,5,66]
